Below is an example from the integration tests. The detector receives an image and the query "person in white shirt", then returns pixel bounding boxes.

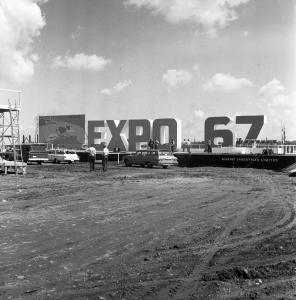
[187,139,191,152]
[88,144,96,171]
[102,144,109,171]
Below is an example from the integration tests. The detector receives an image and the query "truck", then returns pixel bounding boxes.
[3,143,48,164]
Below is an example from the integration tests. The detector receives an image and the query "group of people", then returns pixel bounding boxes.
[148,138,176,153]
[87,143,109,172]
[149,138,192,153]
[182,139,191,152]
[148,138,160,150]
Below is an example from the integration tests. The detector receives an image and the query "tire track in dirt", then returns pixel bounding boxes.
[66,173,262,298]
[192,175,296,300]
[140,198,294,264]
[75,172,296,300]
[69,173,295,299]
[223,275,296,299]
[157,174,294,299]
[212,178,296,300]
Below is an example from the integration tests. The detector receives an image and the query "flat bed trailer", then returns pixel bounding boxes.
[0,159,27,174]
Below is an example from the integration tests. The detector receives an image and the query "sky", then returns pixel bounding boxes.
[0,0,295,141]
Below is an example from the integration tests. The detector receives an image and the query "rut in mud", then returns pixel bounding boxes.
[0,163,295,299]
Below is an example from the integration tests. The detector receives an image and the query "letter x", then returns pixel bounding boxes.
[107,120,127,150]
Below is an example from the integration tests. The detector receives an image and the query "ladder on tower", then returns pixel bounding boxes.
[0,98,26,175]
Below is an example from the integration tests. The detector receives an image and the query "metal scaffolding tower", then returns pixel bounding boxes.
[0,89,24,174]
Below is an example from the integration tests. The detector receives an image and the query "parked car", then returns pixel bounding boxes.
[124,150,178,168]
[48,149,79,164]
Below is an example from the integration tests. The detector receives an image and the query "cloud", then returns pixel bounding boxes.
[259,79,293,109]
[101,80,133,95]
[0,0,46,83]
[52,53,111,72]
[259,79,296,139]
[203,73,253,91]
[259,78,285,99]
[125,0,251,34]
[162,69,192,90]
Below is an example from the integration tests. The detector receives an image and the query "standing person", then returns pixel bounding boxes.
[187,139,191,152]
[169,138,175,153]
[154,139,159,150]
[207,139,212,153]
[148,138,154,150]
[182,139,187,152]
[102,144,109,171]
[88,144,96,172]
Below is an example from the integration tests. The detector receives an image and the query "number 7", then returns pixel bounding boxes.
[235,115,264,140]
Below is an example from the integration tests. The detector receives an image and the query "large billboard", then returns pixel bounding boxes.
[39,115,85,148]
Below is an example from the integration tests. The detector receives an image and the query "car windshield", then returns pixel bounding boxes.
[135,150,158,155]
[31,145,46,152]
[147,151,157,155]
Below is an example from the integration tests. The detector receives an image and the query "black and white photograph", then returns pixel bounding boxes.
[0,0,296,299]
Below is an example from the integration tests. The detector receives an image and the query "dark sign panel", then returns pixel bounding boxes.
[39,115,85,148]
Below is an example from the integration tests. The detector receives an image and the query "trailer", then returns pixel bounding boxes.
[0,158,27,174]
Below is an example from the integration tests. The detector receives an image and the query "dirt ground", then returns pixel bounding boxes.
[0,162,296,300]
